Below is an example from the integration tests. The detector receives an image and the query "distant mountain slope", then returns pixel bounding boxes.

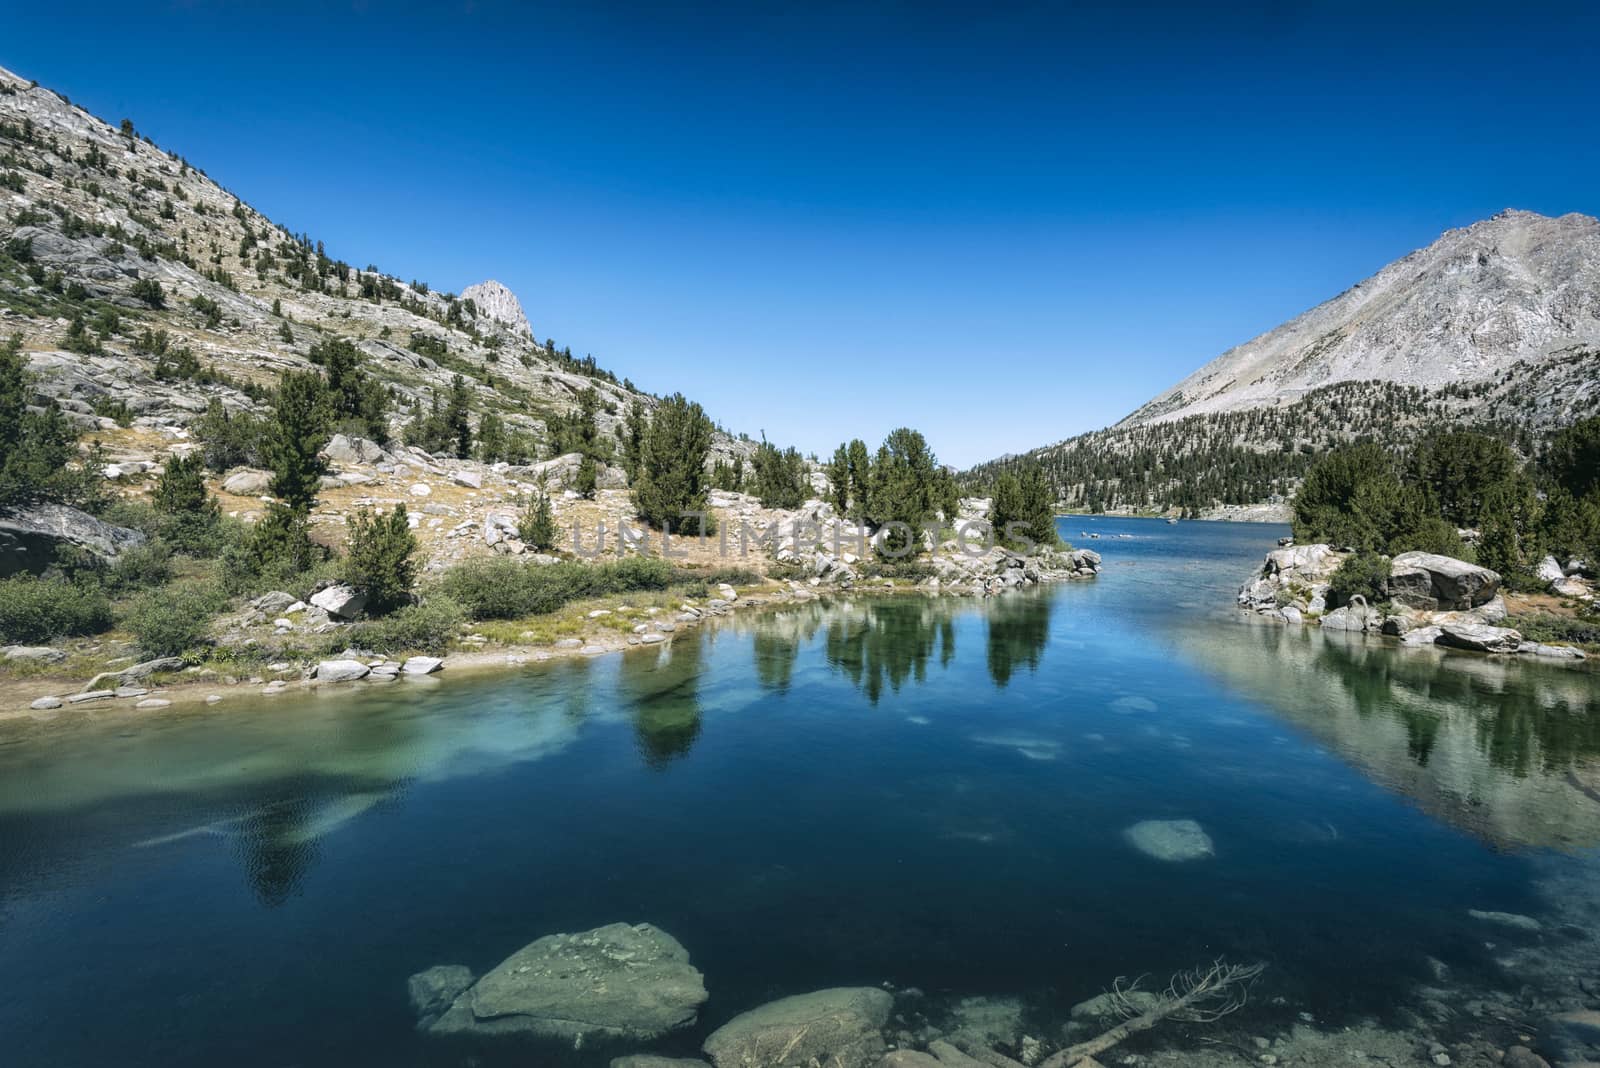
[0,65,750,462]
[1123,210,1600,426]
[969,211,1600,517]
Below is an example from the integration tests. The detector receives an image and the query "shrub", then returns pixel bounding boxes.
[343,505,417,615]
[222,505,329,594]
[342,596,465,655]
[439,556,679,620]
[194,399,266,471]
[1327,550,1390,608]
[0,575,112,642]
[104,540,175,594]
[123,581,228,657]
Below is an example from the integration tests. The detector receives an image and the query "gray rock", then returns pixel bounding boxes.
[0,502,146,577]
[1438,623,1524,654]
[314,659,370,683]
[401,656,444,675]
[221,469,273,496]
[408,964,475,1022]
[1468,909,1543,932]
[67,689,114,704]
[1536,555,1566,584]
[310,584,367,620]
[427,922,707,1042]
[1517,642,1586,660]
[250,591,298,614]
[1536,1009,1600,1068]
[323,434,389,466]
[4,645,66,663]
[134,698,171,710]
[1070,988,1164,1027]
[1401,626,1444,647]
[1123,819,1215,862]
[29,696,63,709]
[876,1054,945,1068]
[452,469,483,489]
[703,987,892,1068]
[1389,552,1500,610]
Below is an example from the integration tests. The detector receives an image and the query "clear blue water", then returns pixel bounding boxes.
[1,517,1597,1066]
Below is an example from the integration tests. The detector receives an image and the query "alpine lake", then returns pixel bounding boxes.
[2,517,1597,1068]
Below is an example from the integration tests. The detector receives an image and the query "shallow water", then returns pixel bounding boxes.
[1,517,1597,1067]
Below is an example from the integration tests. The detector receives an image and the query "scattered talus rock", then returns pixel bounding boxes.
[702,987,892,1068]
[1123,819,1215,862]
[1388,551,1501,610]
[0,502,145,577]
[420,923,707,1042]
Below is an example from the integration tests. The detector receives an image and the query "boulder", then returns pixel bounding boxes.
[1388,552,1500,610]
[1437,623,1524,654]
[1536,555,1566,584]
[221,469,273,496]
[310,584,367,620]
[1401,626,1444,647]
[1517,642,1585,660]
[29,696,63,709]
[322,434,389,466]
[401,656,445,675]
[4,645,66,663]
[1123,819,1215,862]
[1319,595,1377,632]
[251,591,298,614]
[0,502,146,577]
[703,987,892,1068]
[314,659,371,683]
[452,470,483,489]
[426,922,707,1042]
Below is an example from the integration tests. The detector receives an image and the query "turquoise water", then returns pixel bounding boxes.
[1,517,1596,1066]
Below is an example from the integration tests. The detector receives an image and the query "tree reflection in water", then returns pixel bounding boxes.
[619,637,705,768]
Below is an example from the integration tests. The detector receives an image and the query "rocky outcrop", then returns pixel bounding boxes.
[0,502,146,577]
[220,469,273,496]
[1388,552,1501,610]
[460,280,533,338]
[1240,546,1583,662]
[702,987,892,1068]
[419,923,707,1043]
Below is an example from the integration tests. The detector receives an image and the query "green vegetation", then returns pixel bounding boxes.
[150,451,221,552]
[0,332,91,507]
[1327,551,1391,608]
[123,580,228,657]
[989,466,1059,550]
[262,369,331,511]
[1289,418,1600,584]
[343,506,418,615]
[0,575,112,643]
[749,436,809,510]
[517,487,558,550]
[439,556,680,620]
[632,393,714,532]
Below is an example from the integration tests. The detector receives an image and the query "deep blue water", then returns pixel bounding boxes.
[1,517,1597,1067]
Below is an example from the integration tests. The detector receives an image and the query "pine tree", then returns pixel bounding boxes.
[632,393,714,533]
[262,369,329,512]
[151,451,220,551]
[344,505,418,615]
[517,487,558,550]
[824,444,850,513]
[621,399,648,483]
[445,374,472,459]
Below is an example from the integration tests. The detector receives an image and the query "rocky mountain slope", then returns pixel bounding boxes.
[973,212,1600,516]
[1125,209,1600,425]
[0,64,748,465]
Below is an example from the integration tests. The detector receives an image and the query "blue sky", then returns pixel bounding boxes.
[6,2,1599,466]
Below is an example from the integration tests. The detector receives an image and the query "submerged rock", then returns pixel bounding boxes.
[424,922,707,1042]
[611,1058,713,1068]
[703,987,892,1068]
[1123,819,1215,862]
[1467,909,1543,932]
[408,964,475,1023]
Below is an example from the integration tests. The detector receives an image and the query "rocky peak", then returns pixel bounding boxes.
[1119,208,1600,427]
[460,280,532,338]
